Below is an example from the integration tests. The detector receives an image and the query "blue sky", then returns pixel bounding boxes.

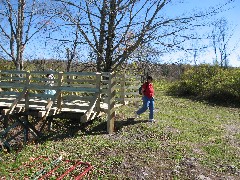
[167,0,240,67]
[23,0,240,67]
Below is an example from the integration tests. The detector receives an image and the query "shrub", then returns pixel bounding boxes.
[168,65,240,103]
[0,59,15,70]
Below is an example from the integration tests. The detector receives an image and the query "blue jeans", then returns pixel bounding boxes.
[136,96,154,119]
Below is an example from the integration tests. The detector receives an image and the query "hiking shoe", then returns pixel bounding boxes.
[149,119,155,123]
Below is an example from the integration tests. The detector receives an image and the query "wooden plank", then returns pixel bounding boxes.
[8,88,28,115]
[60,86,99,93]
[61,84,96,88]
[0,91,20,96]
[107,73,115,134]
[15,118,40,139]
[0,75,27,80]
[61,104,89,110]
[26,84,56,90]
[62,79,96,84]
[38,90,61,118]
[30,70,58,75]
[62,95,94,101]
[1,109,9,115]
[15,106,24,113]
[100,89,108,94]
[57,73,63,111]
[0,76,27,81]
[28,93,52,99]
[0,82,25,88]
[81,95,99,123]
[60,108,86,113]
[95,73,101,113]
[101,72,110,76]
[0,70,28,74]
[38,111,46,117]
[30,77,54,82]
[63,71,96,76]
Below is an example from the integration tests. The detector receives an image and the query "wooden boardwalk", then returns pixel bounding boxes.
[0,70,141,150]
[0,95,109,119]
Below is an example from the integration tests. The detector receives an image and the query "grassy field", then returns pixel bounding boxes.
[0,81,239,179]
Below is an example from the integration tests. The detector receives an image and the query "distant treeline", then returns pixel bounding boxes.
[0,59,189,80]
[1,59,239,90]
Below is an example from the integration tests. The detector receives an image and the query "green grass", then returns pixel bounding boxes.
[0,81,239,179]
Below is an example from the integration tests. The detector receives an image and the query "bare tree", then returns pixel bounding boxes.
[65,28,79,72]
[54,0,234,72]
[48,26,91,72]
[0,0,61,70]
[186,33,209,65]
[211,17,238,67]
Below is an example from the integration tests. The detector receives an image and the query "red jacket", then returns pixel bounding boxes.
[142,82,154,98]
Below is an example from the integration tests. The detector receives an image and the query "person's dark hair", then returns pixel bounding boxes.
[147,76,153,81]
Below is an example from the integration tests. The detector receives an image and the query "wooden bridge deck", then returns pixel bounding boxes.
[0,70,107,121]
[0,70,140,150]
[0,96,109,117]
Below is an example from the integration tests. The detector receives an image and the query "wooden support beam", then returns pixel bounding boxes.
[1,109,9,115]
[38,111,46,117]
[120,73,126,104]
[80,94,99,123]
[107,72,116,134]
[57,72,63,111]
[14,115,40,138]
[8,88,27,115]
[95,73,101,113]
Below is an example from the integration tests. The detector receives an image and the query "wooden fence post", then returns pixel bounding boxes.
[57,72,63,110]
[107,72,116,134]
[120,73,126,105]
[10,73,13,92]
[23,116,29,143]
[95,72,101,113]
[24,72,31,140]
[25,72,30,111]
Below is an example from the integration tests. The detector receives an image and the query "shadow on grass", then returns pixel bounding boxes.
[1,115,150,152]
[167,92,240,109]
[39,117,149,143]
[203,97,240,108]
[114,118,149,132]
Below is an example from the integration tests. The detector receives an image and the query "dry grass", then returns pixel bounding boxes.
[0,81,239,179]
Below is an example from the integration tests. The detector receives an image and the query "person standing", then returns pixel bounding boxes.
[135,76,155,122]
[45,72,56,96]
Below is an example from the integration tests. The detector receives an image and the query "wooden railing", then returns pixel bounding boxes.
[0,70,141,134]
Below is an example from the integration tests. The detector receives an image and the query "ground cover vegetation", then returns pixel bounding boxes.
[0,65,239,179]
[168,64,240,106]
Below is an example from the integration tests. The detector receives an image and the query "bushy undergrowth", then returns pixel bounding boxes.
[168,65,240,103]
